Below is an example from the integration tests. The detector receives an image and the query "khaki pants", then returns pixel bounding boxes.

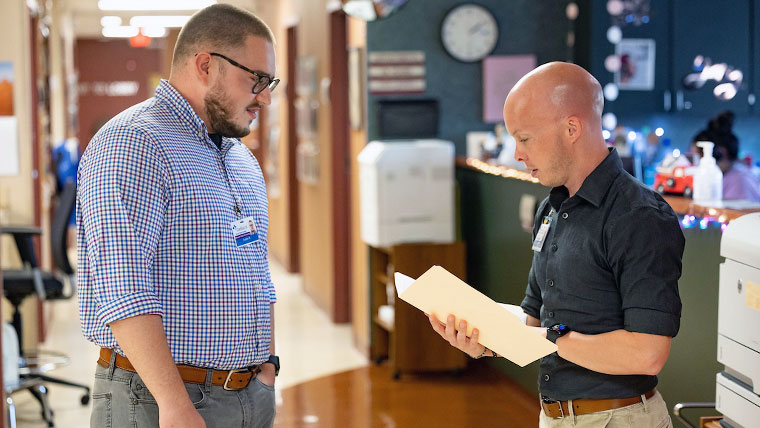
[539,390,673,428]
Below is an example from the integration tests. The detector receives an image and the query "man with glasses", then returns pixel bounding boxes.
[78,4,279,428]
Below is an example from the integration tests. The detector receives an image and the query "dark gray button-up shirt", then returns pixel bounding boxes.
[521,148,684,401]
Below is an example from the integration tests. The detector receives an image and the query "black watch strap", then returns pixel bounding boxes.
[266,355,280,376]
[546,324,571,344]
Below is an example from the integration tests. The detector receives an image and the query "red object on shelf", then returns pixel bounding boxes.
[655,166,695,197]
[654,153,697,198]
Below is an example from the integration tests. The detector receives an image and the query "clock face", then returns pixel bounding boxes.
[441,4,499,62]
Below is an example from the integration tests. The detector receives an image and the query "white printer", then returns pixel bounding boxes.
[717,213,760,428]
[358,139,455,248]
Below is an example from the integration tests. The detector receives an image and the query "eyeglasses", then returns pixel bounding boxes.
[209,52,280,94]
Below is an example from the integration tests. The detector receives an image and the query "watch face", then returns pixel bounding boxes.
[441,4,499,62]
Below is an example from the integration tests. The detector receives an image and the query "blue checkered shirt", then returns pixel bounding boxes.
[77,80,276,370]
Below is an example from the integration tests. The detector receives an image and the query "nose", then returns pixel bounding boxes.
[255,86,272,106]
[514,144,526,163]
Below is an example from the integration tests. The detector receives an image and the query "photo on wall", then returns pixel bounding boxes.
[615,38,656,91]
[0,61,13,116]
[0,61,19,176]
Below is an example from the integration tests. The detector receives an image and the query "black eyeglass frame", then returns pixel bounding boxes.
[208,52,280,94]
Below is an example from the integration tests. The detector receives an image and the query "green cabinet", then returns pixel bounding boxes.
[590,0,756,117]
[670,0,752,115]
[591,0,672,115]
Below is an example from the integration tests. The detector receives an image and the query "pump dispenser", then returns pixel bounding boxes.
[693,141,723,202]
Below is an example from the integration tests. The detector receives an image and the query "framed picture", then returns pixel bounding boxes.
[615,39,656,91]
[296,56,317,97]
[295,97,319,139]
[482,55,536,123]
[296,140,320,185]
[0,61,19,176]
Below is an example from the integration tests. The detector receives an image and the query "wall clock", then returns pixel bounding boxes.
[441,4,499,62]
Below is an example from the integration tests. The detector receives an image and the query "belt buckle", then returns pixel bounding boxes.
[223,368,250,391]
[541,397,564,419]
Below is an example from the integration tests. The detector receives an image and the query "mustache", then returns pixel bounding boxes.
[247,103,262,110]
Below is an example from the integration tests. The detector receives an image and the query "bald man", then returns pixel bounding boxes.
[429,62,683,427]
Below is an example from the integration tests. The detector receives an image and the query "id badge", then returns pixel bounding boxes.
[231,216,259,247]
[531,215,553,252]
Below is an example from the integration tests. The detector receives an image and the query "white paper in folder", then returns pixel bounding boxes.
[394,266,557,367]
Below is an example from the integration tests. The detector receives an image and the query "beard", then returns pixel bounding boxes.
[204,83,251,138]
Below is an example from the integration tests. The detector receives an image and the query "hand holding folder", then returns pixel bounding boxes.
[394,265,557,367]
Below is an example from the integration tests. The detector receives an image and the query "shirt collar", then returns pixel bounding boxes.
[154,79,239,153]
[154,79,208,136]
[550,148,624,209]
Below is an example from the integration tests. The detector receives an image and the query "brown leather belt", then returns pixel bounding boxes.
[98,348,260,391]
[541,389,656,418]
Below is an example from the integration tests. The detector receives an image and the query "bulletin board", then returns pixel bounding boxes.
[482,55,536,123]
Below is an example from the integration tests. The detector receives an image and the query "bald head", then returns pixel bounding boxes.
[505,62,603,128]
[503,62,610,195]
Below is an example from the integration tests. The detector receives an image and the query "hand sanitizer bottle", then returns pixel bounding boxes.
[693,141,723,203]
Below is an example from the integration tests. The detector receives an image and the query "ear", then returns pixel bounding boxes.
[193,52,214,87]
[566,116,583,144]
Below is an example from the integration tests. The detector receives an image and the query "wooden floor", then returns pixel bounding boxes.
[274,362,540,427]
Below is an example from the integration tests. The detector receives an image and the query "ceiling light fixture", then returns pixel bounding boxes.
[100,16,122,27]
[98,0,216,11]
[129,15,190,27]
[142,27,168,38]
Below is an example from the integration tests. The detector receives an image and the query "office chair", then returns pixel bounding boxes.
[2,182,90,427]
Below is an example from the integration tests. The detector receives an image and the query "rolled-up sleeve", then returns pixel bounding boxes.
[606,205,684,337]
[78,125,167,329]
[521,262,542,320]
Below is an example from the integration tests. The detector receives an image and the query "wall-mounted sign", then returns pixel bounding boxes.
[78,81,140,97]
[368,50,425,95]
[348,47,365,130]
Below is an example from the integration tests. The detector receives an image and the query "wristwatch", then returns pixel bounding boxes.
[546,324,571,344]
[265,355,280,376]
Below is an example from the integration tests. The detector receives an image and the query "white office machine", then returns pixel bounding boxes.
[716,213,760,428]
[358,139,455,248]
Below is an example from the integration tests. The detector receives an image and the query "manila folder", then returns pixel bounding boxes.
[394,265,557,367]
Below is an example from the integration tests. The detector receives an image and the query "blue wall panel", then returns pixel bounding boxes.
[367,0,573,154]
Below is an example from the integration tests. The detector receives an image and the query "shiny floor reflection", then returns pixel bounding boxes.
[274,363,538,428]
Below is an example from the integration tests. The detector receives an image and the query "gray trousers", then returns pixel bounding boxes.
[90,354,276,428]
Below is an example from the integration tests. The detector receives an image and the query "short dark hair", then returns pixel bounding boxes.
[172,4,274,67]
[693,110,739,161]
